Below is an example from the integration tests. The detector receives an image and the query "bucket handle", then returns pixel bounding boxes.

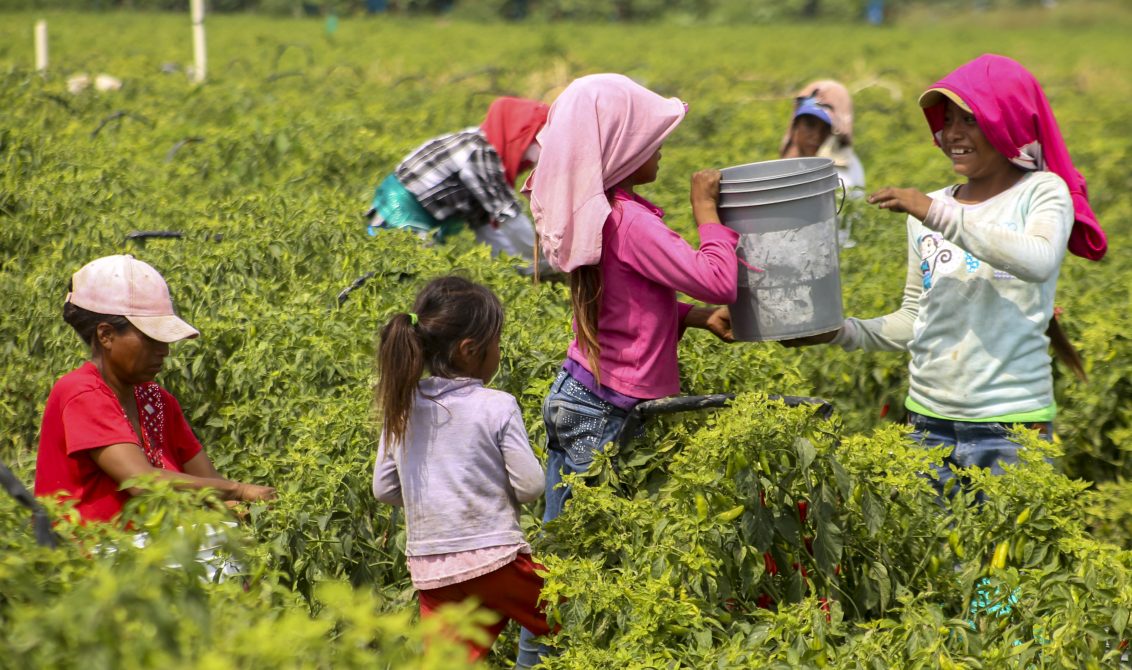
[836,177,847,215]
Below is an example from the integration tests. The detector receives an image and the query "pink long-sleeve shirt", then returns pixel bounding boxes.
[566,188,739,399]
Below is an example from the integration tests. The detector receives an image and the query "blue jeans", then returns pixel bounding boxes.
[541,369,632,524]
[908,411,1052,499]
[517,369,633,669]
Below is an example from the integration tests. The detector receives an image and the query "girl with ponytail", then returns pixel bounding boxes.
[371,275,551,666]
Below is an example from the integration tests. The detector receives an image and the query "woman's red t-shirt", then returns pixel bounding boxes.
[34,362,203,522]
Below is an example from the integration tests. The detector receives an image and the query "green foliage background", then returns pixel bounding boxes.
[1,6,1131,668]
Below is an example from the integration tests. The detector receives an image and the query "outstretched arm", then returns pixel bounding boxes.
[867,180,1071,283]
[90,443,275,501]
[624,170,740,305]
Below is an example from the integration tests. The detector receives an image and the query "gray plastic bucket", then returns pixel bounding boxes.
[718,159,843,342]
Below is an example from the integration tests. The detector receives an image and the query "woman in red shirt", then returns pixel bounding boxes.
[35,255,274,522]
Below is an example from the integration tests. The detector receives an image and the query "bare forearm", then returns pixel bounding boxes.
[127,470,242,500]
[92,442,274,503]
[693,200,721,226]
[181,451,224,479]
[683,306,716,329]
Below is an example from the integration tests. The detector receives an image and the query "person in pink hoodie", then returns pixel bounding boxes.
[524,73,740,525]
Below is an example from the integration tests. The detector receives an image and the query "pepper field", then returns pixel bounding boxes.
[2,7,1132,668]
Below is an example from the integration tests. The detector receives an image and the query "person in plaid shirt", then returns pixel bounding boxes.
[367,97,550,275]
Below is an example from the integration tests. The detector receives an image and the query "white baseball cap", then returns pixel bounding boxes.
[66,255,199,343]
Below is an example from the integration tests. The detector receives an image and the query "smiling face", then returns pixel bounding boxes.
[939,100,1014,182]
[921,235,938,258]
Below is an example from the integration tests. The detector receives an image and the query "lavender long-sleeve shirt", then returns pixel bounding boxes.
[566,188,740,399]
[373,376,544,556]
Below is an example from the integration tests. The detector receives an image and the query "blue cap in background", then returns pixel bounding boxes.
[793,97,833,125]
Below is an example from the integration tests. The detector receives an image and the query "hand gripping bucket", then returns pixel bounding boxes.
[718,157,843,342]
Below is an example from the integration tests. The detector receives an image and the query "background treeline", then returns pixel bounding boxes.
[0,0,1078,20]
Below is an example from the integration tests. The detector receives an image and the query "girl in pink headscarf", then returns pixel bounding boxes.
[792,54,1105,497]
[517,71,741,667]
[526,73,740,520]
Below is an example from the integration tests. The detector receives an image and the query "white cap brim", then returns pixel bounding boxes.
[918,88,972,112]
[126,314,200,343]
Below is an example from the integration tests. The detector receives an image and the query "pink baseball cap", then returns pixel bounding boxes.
[66,255,199,343]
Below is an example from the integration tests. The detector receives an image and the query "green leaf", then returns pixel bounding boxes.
[814,513,844,575]
[1113,607,1129,637]
[795,437,816,473]
[862,491,886,537]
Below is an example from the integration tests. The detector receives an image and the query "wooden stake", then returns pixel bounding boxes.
[191,0,206,83]
[34,20,47,73]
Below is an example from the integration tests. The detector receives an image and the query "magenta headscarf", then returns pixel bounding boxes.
[920,54,1106,261]
[523,74,686,272]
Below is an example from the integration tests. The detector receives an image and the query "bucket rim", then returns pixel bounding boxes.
[720,171,838,193]
[720,157,835,185]
[718,184,838,208]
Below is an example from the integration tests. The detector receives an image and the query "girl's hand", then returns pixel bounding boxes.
[684,306,734,343]
[705,306,734,343]
[867,187,933,221]
[691,169,722,225]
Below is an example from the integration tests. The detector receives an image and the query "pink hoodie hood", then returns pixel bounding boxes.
[523,74,686,272]
[920,54,1106,261]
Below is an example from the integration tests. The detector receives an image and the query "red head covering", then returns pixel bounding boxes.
[480,97,550,187]
[920,54,1106,261]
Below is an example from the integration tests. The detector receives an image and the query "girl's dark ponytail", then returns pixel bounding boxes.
[377,313,425,450]
[374,276,505,451]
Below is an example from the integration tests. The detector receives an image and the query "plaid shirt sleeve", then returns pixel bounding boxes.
[458,140,522,227]
[396,130,521,229]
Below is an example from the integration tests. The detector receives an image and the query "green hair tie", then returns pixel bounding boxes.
[407,312,419,326]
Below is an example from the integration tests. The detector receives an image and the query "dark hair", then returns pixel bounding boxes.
[62,301,131,348]
[376,276,504,449]
[570,265,603,385]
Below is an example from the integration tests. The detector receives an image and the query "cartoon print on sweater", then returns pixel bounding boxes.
[918,233,956,290]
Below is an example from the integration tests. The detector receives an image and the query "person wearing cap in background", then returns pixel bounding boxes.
[780,80,867,198]
[35,255,275,523]
[365,96,552,275]
[780,80,867,247]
